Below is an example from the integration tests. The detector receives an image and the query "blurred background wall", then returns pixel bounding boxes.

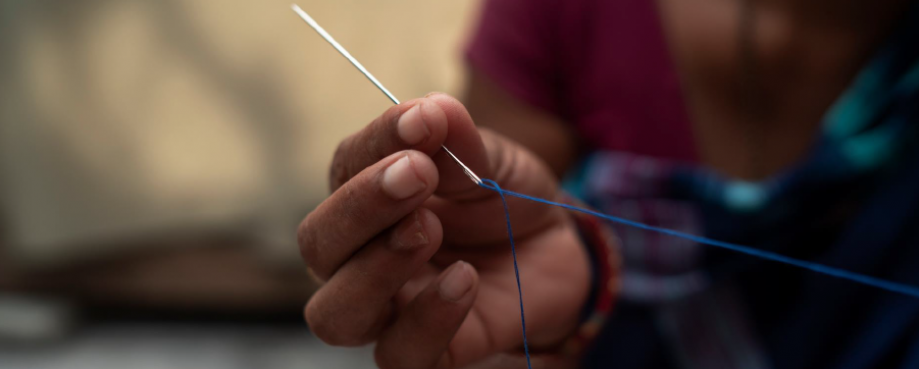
[0,0,480,367]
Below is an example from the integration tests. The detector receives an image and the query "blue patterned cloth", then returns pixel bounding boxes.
[569,4,919,369]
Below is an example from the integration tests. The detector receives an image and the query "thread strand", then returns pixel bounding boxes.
[480,178,919,369]
[479,179,919,299]
[485,179,533,369]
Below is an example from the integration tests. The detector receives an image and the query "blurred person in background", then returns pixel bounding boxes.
[299,0,919,368]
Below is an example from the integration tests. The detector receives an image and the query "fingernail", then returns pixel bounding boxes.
[439,262,473,302]
[382,155,427,200]
[397,104,429,146]
[391,211,428,251]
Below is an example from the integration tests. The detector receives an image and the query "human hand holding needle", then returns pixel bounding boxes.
[292,5,594,368]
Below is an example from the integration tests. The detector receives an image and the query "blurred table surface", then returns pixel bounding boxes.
[0,238,316,312]
[0,322,375,369]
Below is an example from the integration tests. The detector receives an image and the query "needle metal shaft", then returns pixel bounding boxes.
[291,4,483,185]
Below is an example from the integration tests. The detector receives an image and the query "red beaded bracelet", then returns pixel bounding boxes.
[560,195,622,357]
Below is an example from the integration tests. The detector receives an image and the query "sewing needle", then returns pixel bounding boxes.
[291,4,483,186]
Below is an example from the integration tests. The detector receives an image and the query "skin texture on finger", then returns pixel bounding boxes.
[305,209,444,347]
[299,150,439,280]
[329,98,448,191]
[374,261,479,369]
[330,98,449,191]
[393,263,441,308]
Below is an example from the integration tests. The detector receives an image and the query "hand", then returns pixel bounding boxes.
[298,93,592,368]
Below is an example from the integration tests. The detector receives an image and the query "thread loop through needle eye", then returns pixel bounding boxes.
[291,4,483,186]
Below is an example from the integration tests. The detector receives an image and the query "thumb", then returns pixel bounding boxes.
[425,93,494,200]
[423,94,564,247]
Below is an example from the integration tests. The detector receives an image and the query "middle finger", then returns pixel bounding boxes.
[299,150,439,281]
[305,208,444,347]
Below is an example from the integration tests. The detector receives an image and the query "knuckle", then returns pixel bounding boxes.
[296,214,312,249]
[329,137,353,191]
[304,299,336,343]
[297,214,331,280]
[304,298,349,346]
[296,214,316,259]
[305,293,377,347]
[363,108,402,161]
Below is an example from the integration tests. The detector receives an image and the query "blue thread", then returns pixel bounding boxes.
[479,178,919,299]
[481,178,919,369]
[483,179,533,369]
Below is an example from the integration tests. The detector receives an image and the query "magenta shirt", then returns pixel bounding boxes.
[466,0,697,162]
